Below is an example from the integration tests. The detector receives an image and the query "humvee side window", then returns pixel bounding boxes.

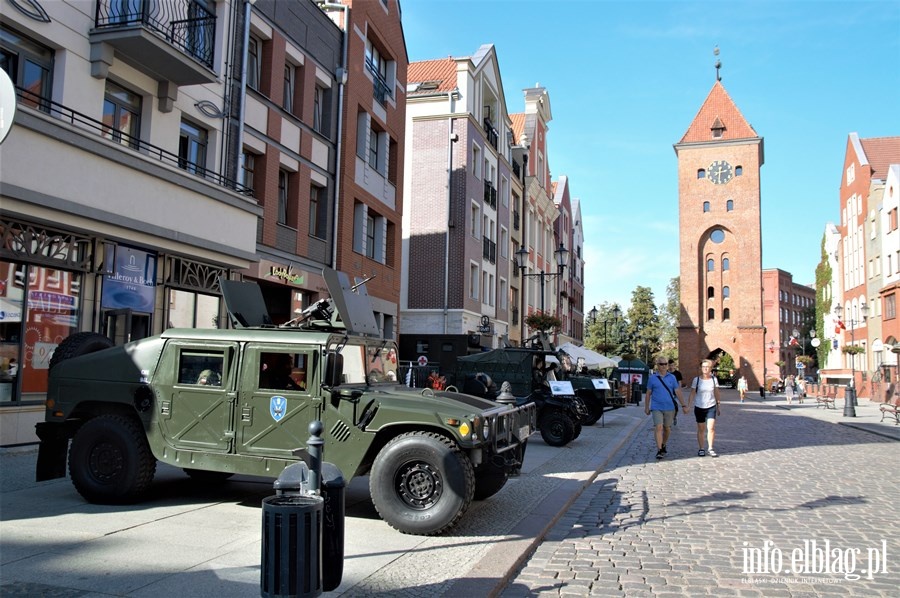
[259,352,308,391]
[338,343,399,384]
[178,351,225,386]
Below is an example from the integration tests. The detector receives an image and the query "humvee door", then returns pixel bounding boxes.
[157,342,238,452]
[235,345,322,458]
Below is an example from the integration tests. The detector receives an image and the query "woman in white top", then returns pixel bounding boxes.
[687,359,721,457]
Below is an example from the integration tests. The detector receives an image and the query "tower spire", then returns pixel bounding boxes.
[714,46,722,82]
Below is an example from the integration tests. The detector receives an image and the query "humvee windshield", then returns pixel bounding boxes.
[338,342,399,384]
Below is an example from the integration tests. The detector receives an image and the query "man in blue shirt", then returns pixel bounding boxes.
[645,357,688,459]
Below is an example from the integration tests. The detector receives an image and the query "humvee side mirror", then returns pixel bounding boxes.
[324,352,343,387]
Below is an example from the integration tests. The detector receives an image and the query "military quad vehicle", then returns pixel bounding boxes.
[36,269,536,536]
[452,334,593,447]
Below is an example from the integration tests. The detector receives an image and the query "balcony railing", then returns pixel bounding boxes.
[483,116,498,149]
[482,237,496,264]
[94,0,215,69]
[366,56,393,106]
[483,180,497,209]
[15,86,251,195]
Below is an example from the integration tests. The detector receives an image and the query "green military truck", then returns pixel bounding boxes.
[35,270,535,536]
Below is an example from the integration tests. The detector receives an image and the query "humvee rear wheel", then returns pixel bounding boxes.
[69,415,156,504]
[473,460,508,500]
[540,410,575,447]
[183,469,234,484]
[370,431,474,535]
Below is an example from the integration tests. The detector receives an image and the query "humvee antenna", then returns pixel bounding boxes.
[351,273,376,292]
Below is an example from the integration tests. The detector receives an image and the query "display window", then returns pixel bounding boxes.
[0,260,81,402]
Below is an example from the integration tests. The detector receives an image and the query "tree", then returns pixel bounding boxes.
[814,234,833,370]
[625,286,661,364]
[659,277,680,361]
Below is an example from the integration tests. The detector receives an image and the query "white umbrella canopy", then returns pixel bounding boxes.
[558,343,617,369]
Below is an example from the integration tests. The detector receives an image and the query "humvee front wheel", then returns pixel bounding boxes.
[370,431,474,535]
[540,410,576,447]
[69,415,156,504]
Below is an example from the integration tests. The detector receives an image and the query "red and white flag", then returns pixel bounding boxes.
[789,337,799,346]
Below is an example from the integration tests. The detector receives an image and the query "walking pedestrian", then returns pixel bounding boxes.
[785,374,796,405]
[667,359,684,388]
[737,374,748,402]
[645,356,687,459]
[687,359,721,457]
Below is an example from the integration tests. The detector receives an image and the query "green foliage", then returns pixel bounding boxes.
[814,234,833,368]
[584,302,628,356]
[717,353,735,372]
[625,286,662,363]
[659,277,680,360]
[797,355,815,367]
[525,311,561,333]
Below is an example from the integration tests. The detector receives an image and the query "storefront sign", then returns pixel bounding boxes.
[101,246,157,312]
[269,266,304,285]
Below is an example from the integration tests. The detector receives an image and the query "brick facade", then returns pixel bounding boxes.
[675,82,765,387]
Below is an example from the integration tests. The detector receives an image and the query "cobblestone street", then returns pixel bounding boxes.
[501,391,900,597]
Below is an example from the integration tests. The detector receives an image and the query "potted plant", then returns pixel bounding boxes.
[525,311,561,333]
[841,345,865,355]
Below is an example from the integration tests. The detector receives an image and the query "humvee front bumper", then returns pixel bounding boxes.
[487,402,537,454]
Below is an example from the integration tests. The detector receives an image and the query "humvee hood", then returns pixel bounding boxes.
[358,385,503,414]
[50,336,165,382]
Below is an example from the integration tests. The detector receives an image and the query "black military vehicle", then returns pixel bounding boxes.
[35,269,536,536]
[452,334,592,447]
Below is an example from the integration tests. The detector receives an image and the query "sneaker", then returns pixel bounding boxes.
[656,449,664,460]
[698,449,706,457]
[708,449,718,457]
[661,444,667,455]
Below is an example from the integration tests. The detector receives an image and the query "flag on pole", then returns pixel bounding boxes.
[789,337,799,346]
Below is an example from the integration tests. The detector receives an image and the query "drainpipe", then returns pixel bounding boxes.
[444,90,457,334]
[317,2,349,269]
[235,0,256,187]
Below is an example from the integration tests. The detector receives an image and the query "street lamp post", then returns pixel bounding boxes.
[588,304,621,349]
[834,302,868,417]
[515,242,568,327]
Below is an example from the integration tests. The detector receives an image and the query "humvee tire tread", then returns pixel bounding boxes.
[69,414,156,504]
[369,431,474,535]
[540,410,575,447]
[49,332,114,371]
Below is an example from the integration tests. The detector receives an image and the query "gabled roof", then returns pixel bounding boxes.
[407,58,458,94]
[509,113,526,144]
[859,136,900,180]
[678,81,758,143]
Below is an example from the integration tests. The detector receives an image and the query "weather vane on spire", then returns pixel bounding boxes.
[714,46,722,82]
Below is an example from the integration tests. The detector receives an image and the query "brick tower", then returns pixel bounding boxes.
[674,80,766,388]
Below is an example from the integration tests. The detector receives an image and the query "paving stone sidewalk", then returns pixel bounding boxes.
[500,390,900,597]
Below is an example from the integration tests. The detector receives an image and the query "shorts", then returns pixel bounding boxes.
[694,405,717,423]
[651,410,675,427]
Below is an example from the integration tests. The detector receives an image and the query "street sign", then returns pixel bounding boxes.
[417,355,428,366]
[796,361,805,369]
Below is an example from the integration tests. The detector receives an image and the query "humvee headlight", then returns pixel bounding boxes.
[458,421,471,436]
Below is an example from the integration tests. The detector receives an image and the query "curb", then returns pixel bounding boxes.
[443,410,647,597]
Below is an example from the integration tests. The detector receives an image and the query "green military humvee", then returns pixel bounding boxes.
[36,269,535,536]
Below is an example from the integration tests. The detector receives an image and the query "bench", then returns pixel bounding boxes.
[816,386,837,409]
[880,397,900,424]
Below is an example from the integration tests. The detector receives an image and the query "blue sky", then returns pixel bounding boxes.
[401,0,900,313]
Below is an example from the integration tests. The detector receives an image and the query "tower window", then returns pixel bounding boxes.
[722,257,730,271]
[727,199,734,211]
[707,259,715,272]
[708,308,715,320]
[723,286,730,298]
[723,308,731,320]
[710,229,725,243]
[708,286,715,299]
[703,201,710,213]
[697,169,706,179]
[735,166,743,176]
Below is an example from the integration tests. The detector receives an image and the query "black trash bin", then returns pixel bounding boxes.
[320,463,345,592]
[261,493,324,598]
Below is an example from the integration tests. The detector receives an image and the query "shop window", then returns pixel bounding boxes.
[167,289,220,329]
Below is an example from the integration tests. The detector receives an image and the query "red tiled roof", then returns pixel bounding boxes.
[509,113,525,144]
[679,81,758,143]
[859,137,900,180]
[408,58,458,94]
